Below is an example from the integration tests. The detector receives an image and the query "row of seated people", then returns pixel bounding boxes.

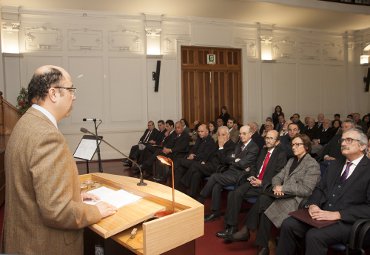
[124,116,370,255]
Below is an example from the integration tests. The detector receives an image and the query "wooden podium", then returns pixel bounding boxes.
[80,173,204,255]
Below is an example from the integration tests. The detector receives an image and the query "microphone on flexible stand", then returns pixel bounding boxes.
[80,128,147,186]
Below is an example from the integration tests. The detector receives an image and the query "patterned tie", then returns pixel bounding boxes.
[258,152,271,180]
[143,130,152,143]
[340,161,352,182]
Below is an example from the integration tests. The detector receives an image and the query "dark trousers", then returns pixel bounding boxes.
[245,194,275,248]
[199,169,242,213]
[174,158,195,191]
[181,162,216,198]
[129,145,139,160]
[276,217,352,255]
[224,183,260,227]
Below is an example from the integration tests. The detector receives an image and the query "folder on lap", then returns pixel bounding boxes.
[289,208,338,228]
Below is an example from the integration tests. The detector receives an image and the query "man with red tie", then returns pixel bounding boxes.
[216,130,287,239]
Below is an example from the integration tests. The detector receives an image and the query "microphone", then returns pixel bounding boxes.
[83,118,101,121]
[80,127,147,186]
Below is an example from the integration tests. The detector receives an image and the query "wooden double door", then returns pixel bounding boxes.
[181,46,242,127]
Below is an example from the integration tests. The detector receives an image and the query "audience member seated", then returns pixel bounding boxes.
[227,134,320,255]
[353,112,367,132]
[136,120,166,165]
[331,119,341,134]
[317,119,355,173]
[313,118,335,146]
[218,105,231,125]
[198,125,259,222]
[208,121,218,142]
[276,128,370,255]
[291,113,305,131]
[216,130,287,240]
[362,113,370,131]
[227,118,240,143]
[259,117,273,135]
[303,117,319,141]
[216,117,224,128]
[181,126,236,198]
[280,123,300,159]
[260,121,274,138]
[139,120,176,176]
[180,118,190,136]
[275,114,286,133]
[123,120,159,167]
[174,124,217,190]
[315,113,325,130]
[190,120,201,145]
[279,120,291,137]
[272,105,284,128]
[249,122,265,151]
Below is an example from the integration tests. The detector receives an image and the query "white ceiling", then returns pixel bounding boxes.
[2,0,370,33]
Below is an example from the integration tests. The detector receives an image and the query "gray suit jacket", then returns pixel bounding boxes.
[264,154,320,227]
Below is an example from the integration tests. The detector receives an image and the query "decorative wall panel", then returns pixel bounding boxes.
[24,26,62,51]
[68,29,103,50]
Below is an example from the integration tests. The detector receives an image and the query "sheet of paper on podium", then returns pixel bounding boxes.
[85,186,141,208]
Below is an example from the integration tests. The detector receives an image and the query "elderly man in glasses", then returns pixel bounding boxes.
[276,128,370,255]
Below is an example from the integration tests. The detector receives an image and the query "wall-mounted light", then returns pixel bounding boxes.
[360,43,370,65]
[260,36,276,63]
[145,14,162,56]
[146,32,161,55]
[1,22,20,54]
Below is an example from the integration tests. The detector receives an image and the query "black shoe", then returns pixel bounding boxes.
[204,213,220,222]
[224,225,250,243]
[257,247,269,255]
[216,226,237,238]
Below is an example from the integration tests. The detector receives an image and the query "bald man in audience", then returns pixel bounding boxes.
[181,126,236,198]
[249,122,265,151]
[174,124,217,190]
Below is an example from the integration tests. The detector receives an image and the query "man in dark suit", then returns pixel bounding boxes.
[276,128,370,255]
[280,123,300,159]
[249,122,265,151]
[143,121,190,178]
[137,120,166,166]
[303,117,319,141]
[123,120,159,167]
[174,124,217,190]
[216,130,287,239]
[198,124,259,221]
[140,120,176,173]
[291,113,305,132]
[181,126,236,198]
[318,119,355,173]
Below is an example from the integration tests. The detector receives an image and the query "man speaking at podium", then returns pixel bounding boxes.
[3,65,117,255]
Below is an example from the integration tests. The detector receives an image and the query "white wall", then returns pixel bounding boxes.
[1,7,370,159]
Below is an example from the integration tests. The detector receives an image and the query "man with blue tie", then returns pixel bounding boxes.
[276,128,370,255]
